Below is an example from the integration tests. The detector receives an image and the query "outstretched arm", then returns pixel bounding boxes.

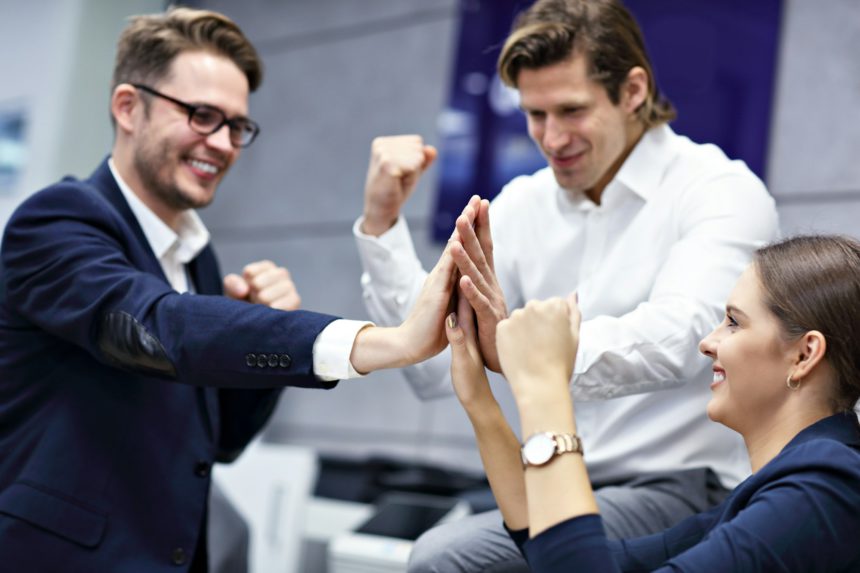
[445,288,528,530]
[497,294,598,536]
[349,233,462,374]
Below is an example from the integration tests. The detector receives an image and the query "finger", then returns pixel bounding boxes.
[459,275,496,323]
[269,291,302,312]
[475,199,495,273]
[567,291,582,332]
[455,214,491,279]
[456,283,477,338]
[255,278,298,306]
[242,260,276,281]
[422,145,438,171]
[247,266,292,292]
[451,242,494,300]
[223,273,249,300]
[445,312,466,347]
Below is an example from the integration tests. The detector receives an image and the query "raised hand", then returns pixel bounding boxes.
[450,195,508,372]
[445,285,494,408]
[496,293,581,402]
[223,260,301,311]
[362,135,437,236]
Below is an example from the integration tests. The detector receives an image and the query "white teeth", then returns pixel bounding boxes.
[713,372,726,383]
[189,159,218,175]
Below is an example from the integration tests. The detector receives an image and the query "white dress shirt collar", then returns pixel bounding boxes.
[556,124,675,212]
[107,158,210,266]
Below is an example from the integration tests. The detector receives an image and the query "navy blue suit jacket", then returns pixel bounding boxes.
[511,412,860,572]
[0,159,340,571]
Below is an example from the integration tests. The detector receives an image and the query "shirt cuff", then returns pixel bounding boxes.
[313,319,373,381]
[353,215,422,290]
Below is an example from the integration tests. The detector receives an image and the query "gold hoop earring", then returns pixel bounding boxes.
[786,374,801,390]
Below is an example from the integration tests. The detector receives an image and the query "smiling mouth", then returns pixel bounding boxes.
[187,158,221,176]
[711,370,726,388]
[550,150,586,168]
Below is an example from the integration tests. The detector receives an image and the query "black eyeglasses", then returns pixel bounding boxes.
[131,83,260,148]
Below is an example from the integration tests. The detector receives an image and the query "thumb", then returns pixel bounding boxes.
[445,312,466,349]
[223,273,250,300]
[422,145,438,171]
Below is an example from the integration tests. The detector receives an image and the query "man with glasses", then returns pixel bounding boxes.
[0,8,459,572]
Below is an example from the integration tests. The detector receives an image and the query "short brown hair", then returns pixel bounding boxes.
[111,7,263,93]
[498,0,675,129]
[754,235,860,413]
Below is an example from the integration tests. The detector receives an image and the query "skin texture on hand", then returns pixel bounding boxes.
[349,235,463,374]
[497,294,580,405]
[495,293,598,537]
[362,135,437,236]
[450,195,508,372]
[223,259,301,311]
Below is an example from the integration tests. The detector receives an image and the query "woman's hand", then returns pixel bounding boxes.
[446,286,494,410]
[497,293,581,404]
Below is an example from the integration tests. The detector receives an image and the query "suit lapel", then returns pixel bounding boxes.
[87,158,169,284]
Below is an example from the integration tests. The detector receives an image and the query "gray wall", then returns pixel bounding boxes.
[191,0,860,474]
[2,0,858,474]
[768,0,860,236]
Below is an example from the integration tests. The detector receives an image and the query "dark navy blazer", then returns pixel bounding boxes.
[0,159,340,572]
[510,412,860,572]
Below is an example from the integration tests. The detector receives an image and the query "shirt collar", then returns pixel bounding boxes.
[108,158,210,264]
[555,124,677,212]
[613,123,676,203]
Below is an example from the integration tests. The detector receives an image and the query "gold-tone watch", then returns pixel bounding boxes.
[521,432,584,467]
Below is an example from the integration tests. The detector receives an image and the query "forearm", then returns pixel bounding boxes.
[517,382,598,537]
[348,324,413,374]
[462,396,529,530]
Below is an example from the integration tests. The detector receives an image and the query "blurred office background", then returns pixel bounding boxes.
[2,0,860,569]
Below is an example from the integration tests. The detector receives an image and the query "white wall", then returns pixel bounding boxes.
[0,0,163,228]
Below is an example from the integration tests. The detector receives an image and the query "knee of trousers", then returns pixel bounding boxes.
[407,522,467,573]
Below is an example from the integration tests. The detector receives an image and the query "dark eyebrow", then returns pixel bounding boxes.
[726,304,748,319]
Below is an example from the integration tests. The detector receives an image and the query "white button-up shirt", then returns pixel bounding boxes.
[110,159,368,381]
[354,125,779,486]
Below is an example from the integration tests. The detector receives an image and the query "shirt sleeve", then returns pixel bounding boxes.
[312,319,373,381]
[523,515,621,573]
[572,172,779,400]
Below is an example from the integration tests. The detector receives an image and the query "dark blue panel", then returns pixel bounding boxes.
[432,0,782,242]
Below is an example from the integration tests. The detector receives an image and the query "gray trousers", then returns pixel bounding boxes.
[407,468,729,573]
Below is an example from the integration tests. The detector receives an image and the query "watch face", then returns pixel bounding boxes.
[523,433,555,466]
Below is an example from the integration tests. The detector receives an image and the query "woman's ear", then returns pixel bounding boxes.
[111,84,139,134]
[791,330,827,380]
[622,66,648,116]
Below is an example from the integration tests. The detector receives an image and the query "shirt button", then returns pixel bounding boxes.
[395,295,406,306]
[245,353,256,367]
[257,354,268,368]
[194,461,210,478]
[279,354,292,368]
[172,547,187,565]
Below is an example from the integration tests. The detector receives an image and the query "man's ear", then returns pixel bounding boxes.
[790,330,827,381]
[621,66,649,116]
[111,84,139,134]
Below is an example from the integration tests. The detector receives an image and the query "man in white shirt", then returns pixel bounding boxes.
[354,0,779,571]
[0,8,459,572]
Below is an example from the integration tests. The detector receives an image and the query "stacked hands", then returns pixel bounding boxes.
[220,134,583,397]
[363,134,581,403]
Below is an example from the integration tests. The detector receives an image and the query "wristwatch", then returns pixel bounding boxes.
[521,432,583,467]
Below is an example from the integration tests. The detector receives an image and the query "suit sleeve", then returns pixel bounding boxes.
[2,183,339,389]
